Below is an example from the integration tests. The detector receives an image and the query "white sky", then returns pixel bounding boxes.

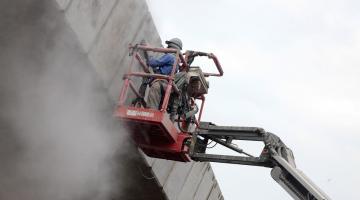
[146,0,360,199]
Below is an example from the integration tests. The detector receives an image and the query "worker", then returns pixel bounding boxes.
[147,38,183,115]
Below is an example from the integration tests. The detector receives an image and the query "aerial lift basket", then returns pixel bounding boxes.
[114,44,223,162]
[114,45,191,161]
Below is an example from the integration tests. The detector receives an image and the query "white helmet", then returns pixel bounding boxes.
[165,38,182,50]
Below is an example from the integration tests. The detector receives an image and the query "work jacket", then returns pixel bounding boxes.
[148,53,178,75]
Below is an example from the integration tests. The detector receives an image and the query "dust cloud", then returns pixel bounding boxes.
[0,0,136,199]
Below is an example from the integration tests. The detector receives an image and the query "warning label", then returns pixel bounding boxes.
[126,109,155,118]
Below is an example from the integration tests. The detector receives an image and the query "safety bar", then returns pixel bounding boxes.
[123,72,180,95]
[183,50,223,77]
[128,80,141,98]
[129,44,189,70]
[131,45,223,77]
[135,52,150,73]
[204,53,223,77]
[125,72,172,80]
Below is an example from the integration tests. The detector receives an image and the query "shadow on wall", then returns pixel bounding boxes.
[0,0,164,199]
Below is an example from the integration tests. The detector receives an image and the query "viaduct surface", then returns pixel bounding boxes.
[0,0,223,199]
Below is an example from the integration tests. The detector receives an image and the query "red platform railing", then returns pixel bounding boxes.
[118,44,224,128]
[118,44,187,113]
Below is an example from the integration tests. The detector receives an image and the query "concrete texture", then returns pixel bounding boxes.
[0,1,165,199]
[65,0,118,52]
[88,0,147,88]
[55,0,72,10]
[0,0,224,199]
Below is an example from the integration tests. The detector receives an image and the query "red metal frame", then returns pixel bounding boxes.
[203,53,223,77]
[115,44,192,162]
[117,45,188,110]
[183,51,224,77]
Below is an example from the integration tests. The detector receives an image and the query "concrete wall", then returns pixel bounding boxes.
[55,0,224,199]
[0,1,167,199]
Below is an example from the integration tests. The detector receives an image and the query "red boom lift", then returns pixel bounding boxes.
[114,44,331,200]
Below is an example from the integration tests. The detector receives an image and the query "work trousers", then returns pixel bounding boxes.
[147,80,167,110]
[147,73,188,120]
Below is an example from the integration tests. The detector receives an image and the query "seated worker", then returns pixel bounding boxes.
[147,38,183,113]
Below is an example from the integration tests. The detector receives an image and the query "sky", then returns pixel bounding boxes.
[146,0,360,199]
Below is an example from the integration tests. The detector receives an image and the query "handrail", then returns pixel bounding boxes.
[124,72,172,80]
[128,80,141,98]
[204,53,223,77]
[183,50,223,77]
[135,52,150,73]
[129,44,189,70]
[122,44,220,117]
[119,44,183,112]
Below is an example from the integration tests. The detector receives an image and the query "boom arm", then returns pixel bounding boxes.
[189,122,331,200]
[116,44,331,199]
